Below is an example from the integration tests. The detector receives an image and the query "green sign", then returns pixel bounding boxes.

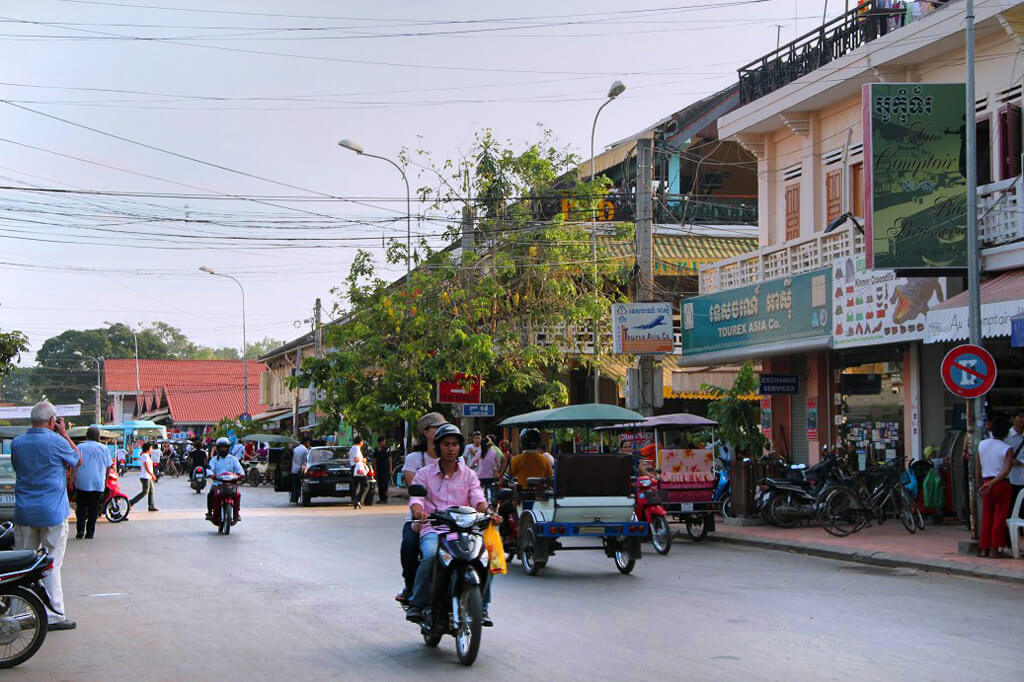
[681,269,831,356]
[863,83,967,270]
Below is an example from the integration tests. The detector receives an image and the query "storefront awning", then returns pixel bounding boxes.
[677,336,831,367]
[925,270,1024,343]
[598,233,757,275]
[251,407,292,422]
[267,406,309,422]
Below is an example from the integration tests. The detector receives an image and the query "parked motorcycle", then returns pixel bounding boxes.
[102,468,131,523]
[403,486,491,666]
[635,475,672,555]
[712,457,733,519]
[0,522,14,550]
[209,472,242,535]
[190,466,207,494]
[756,456,847,528]
[0,549,54,668]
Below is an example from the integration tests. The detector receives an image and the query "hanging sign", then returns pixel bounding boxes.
[437,374,483,404]
[611,302,674,354]
[940,344,997,399]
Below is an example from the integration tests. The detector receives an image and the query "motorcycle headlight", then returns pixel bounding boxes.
[450,512,477,529]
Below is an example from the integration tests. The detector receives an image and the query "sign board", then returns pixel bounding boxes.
[926,297,1024,343]
[1012,314,1024,348]
[806,397,819,441]
[940,344,997,398]
[681,269,831,356]
[760,397,772,437]
[458,403,495,418]
[437,373,482,404]
[759,374,798,395]
[611,302,674,354]
[239,413,252,423]
[863,83,967,270]
[831,255,945,348]
[0,404,82,420]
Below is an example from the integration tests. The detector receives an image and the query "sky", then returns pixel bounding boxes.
[0,0,847,364]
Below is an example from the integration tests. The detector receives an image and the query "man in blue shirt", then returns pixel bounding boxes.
[11,401,81,631]
[74,426,113,540]
[206,437,244,523]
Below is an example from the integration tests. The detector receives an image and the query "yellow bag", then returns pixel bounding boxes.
[482,522,507,575]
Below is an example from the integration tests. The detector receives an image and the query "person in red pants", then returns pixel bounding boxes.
[978,415,1015,558]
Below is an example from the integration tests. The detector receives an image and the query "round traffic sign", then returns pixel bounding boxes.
[940,344,997,399]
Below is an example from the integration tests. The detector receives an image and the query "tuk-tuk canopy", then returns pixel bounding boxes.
[600,413,718,430]
[242,433,296,444]
[68,426,120,440]
[499,403,645,428]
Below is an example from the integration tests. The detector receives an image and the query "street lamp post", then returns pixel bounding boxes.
[199,266,249,417]
[588,80,626,404]
[338,139,412,291]
[73,351,103,423]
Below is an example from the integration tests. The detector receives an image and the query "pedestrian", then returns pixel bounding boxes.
[150,442,162,481]
[10,401,80,630]
[73,426,112,540]
[349,435,368,509]
[290,436,311,504]
[1006,408,1024,520]
[372,436,392,504]
[464,431,483,468]
[129,442,158,512]
[978,415,1014,558]
[471,435,503,505]
[396,411,445,604]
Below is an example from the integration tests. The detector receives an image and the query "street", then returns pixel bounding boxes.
[20,476,1024,681]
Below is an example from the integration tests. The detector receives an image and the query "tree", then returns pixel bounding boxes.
[0,330,28,380]
[295,128,628,434]
[245,337,283,359]
[147,321,196,359]
[701,362,767,457]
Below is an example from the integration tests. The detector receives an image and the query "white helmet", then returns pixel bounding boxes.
[216,437,231,447]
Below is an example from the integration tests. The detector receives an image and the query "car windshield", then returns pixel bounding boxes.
[307,449,344,466]
[0,458,14,477]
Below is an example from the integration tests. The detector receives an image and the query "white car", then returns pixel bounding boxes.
[0,456,16,521]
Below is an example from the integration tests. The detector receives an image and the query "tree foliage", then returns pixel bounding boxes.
[701,362,767,457]
[0,329,28,380]
[296,128,629,434]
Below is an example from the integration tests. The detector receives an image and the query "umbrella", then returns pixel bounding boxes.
[241,433,297,444]
[499,403,645,428]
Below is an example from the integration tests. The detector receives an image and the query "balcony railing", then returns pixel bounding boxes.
[738,1,953,106]
[657,194,757,226]
[699,179,1024,294]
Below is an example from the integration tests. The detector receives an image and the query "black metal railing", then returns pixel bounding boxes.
[738,1,953,105]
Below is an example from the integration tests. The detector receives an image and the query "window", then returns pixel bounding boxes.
[785,184,800,241]
[999,103,1022,180]
[851,163,864,219]
[826,170,843,223]
[976,117,992,186]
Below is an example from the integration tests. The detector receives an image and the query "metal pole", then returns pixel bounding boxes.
[216,274,249,416]
[95,357,102,424]
[964,0,983,541]
[131,329,140,416]
[360,153,411,291]
[590,97,614,404]
[636,138,655,416]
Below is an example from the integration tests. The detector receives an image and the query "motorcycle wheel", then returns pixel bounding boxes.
[104,496,130,523]
[246,469,261,487]
[614,544,635,575]
[221,502,232,535]
[0,586,48,668]
[685,515,709,541]
[767,492,800,528]
[454,585,482,666]
[719,494,734,519]
[519,521,545,576]
[650,515,673,555]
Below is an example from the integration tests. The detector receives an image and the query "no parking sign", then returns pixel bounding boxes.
[940,344,997,399]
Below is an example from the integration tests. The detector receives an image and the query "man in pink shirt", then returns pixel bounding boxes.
[406,423,499,624]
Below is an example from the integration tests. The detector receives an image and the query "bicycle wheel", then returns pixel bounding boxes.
[902,487,925,531]
[891,486,916,534]
[818,486,867,537]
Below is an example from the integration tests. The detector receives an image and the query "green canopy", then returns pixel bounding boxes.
[68,426,120,440]
[241,433,297,444]
[499,403,645,428]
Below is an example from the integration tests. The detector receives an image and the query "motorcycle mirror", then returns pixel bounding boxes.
[408,484,428,497]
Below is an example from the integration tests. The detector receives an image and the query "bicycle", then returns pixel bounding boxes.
[818,462,918,537]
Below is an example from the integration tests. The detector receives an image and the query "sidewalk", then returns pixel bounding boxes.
[710,519,1024,584]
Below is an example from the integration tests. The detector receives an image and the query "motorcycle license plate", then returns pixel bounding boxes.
[0,494,12,504]
[577,526,605,535]
[680,503,694,512]
[335,483,345,492]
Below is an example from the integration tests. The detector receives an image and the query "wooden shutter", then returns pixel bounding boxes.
[785,185,800,241]
[851,163,864,219]
[999,103,1022,180]
[826,170,843,222]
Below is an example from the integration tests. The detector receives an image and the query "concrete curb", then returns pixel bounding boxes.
[709,533,1024,586]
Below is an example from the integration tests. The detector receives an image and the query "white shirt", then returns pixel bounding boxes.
[1006,427,1024,486]
[401,450,437,520]
[291,445,309,474]
[464,444,482,468]
[138,451,153,480]
[979,438,1011,479]
[349,444,367,477]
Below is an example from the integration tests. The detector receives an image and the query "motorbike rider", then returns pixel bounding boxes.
[189,438,208,473]
[405,423,501,626]
[395,412,445,604]
[205,437,244,521]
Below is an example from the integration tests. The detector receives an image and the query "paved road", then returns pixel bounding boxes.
[20,475,1024,680]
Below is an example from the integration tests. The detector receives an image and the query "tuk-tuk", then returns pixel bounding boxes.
[241,433,297,491]
[498,404,649,576]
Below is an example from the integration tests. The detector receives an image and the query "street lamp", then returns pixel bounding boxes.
[73,350,103,423]
[337,139,412,289]
[199,266,249,417]
[588,80,626,404]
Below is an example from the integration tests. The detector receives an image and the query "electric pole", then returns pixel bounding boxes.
[636,138,656,416]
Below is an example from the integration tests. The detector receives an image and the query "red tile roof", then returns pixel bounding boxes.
[163,383,267,425]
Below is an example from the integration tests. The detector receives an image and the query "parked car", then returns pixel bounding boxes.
[300,446,353,506]
[0,455,16,521]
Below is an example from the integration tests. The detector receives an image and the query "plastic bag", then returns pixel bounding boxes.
[482,522,506,575]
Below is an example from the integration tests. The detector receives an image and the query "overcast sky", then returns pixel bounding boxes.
[0,0,843,363]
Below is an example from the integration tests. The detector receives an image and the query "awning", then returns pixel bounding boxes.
[677,336,831,367]
[251,407,292,422]
[598,233,757,276]
[268,406,309,423]
[925,270,1024,343]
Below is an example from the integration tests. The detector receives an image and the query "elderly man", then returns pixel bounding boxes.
[10,401,80,631]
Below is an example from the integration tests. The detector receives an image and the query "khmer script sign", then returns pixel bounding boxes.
[863,83,967,271]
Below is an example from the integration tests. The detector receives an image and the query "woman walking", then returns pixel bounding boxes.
[978,415,1014,558]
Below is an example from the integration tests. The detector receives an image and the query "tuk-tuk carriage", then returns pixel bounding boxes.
[242,433,296,489]
[498,404,649,576]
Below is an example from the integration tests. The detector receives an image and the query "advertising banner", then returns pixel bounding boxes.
[760,397,772,438]
[831,255,945,348]
[863,83,967,270]
[0,404,82,419]
[681,269,831,356]
[806,397,819,441]
[611,302,674,354]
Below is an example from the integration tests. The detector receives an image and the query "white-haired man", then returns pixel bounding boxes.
[10,401,81,631]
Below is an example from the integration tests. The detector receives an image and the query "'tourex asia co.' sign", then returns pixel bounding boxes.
[682,269,831,356]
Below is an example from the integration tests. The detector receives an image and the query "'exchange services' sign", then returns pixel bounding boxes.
[682,269,831,356]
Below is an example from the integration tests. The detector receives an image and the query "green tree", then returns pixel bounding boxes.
[190,346,240,360]
[701,362,767,457]
[295,128,627,434]
[244,337,283,359]
[0,329,28,380]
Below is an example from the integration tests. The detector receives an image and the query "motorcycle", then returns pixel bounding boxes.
[190,466,207,494]
[102,468,131,523]
[403,487,491,667]
[635,475,672,555]
[0,522,13,551]
[756,456,846,528]
[209,472,242,535]
[712,457,733,519]
[0,549,55,668]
